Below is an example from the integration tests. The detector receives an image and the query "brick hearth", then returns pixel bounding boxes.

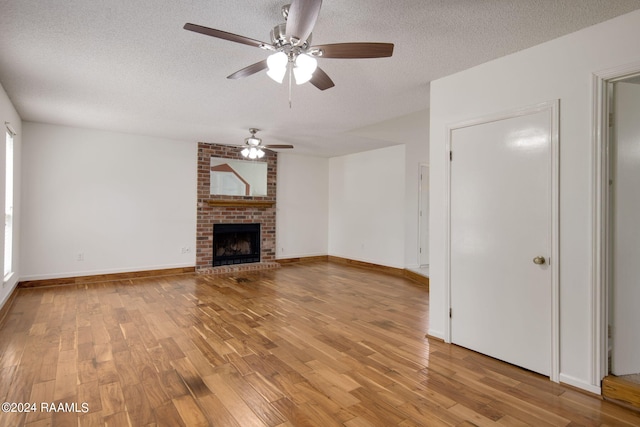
[196,142,278,273]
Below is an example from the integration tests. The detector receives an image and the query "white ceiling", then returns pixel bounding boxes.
[1,1,639,157]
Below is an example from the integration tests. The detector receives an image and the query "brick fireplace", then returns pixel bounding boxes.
[196,142,279,274]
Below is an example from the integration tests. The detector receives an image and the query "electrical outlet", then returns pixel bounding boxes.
[181,247,191,254]
[77,253,84,261]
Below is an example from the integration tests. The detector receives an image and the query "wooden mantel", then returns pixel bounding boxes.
[206,199,275,208]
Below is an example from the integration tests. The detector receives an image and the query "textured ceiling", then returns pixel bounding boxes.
[1,0,639,157]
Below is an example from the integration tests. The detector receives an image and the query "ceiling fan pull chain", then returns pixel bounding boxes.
[288,62,293,108]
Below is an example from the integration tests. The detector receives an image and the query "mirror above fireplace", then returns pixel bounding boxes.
[210,157,267,196]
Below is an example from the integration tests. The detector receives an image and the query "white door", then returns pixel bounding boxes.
[419,164,429,267]
[450,107,554,376]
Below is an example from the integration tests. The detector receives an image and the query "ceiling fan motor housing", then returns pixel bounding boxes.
[245,129,262,146]
[271,23,311,50]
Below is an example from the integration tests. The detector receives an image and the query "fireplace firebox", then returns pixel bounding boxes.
[212,223,261,266]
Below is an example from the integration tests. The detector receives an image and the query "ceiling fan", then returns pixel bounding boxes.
[240,128,293,159]
[183,0,394,91]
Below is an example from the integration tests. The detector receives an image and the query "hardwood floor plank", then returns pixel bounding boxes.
[291,380,358,424]
[270,397,318,427]
[95,360,119,386]
[122,383,155,426]
[242,372,286,403]
[153,401,186,427]
[222,369,288,426]
[102,411,131,427]
[171,357,213,398]
[172,395,209,427]
[202,373,270,427]
[139,365,171,409]
[78,380,103,414]
[99,381,126,416]
[197,394,243,427]
[159,369,190,400]
[112,350,140,387]
[1,262,640,426]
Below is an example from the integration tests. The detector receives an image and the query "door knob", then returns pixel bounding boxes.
[533,256,546,265]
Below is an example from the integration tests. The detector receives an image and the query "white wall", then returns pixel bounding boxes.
[17,122,416,280]
[276,153,329,258]
[347,110,430,269]
[20,123,197,280]
[0,83,21,308]
[429,9,640,392]
[328,144,406,268]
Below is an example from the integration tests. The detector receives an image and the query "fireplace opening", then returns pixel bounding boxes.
[213,223,261,266]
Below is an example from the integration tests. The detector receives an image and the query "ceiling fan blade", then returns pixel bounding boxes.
[309,66,335,91]
[312,42,394,58]
[264,144,294,149]
[285,0,322,44]
[227,60,268,79]
[184,23,269,49]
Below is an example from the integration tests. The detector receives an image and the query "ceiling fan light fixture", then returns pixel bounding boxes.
[293,53,317,85]
[266,51,288,83]
[245,135,261,146]
[243,146,265,159]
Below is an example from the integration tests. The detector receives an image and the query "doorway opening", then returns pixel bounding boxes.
[594,64,640,408]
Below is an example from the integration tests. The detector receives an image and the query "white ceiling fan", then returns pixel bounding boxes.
[240,129,293,159]
[184,0,394,91]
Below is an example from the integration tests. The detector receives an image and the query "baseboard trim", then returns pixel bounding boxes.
[327,256,429,287]
[328,255,404,275]
[558,373,601,395]
[425,333,445,343]
[18,266,196,289]
[404,269,430,288]
[0,286,18,327]
[427,329,445,341]
[276,255,429,287]
[276,255,329,264]
[17,257,429,289]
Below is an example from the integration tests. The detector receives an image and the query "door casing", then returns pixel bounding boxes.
[418,163,429,267]
[592,61,640,390]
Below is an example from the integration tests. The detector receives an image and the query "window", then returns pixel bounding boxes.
[4,125,14,280]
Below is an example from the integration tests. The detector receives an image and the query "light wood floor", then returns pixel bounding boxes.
[1,262,639,427]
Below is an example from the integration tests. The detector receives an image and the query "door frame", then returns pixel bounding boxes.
[418,163,429,267]
[592,61,640,388]
[443,100,560,382]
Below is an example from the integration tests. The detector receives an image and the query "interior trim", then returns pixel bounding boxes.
[277,255,429,286]
[276,255,329,264]
[206,200,275,208]
[18,266,196,288]
[592,60,640,391]
[0,287,18,327]
[17,258,429,289]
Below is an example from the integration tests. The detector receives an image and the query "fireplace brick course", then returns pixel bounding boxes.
[196,142,278,273]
